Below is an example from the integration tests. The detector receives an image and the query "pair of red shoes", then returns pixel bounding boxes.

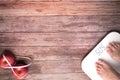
[0,49,31,79]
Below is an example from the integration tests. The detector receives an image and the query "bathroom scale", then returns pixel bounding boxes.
[81,31,120,80]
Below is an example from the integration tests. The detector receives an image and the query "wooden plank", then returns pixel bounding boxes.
[0,47,92,74]
[0,72,90,80]
[1,59,84,74]
[26,73,90,80]
[0,47,92,79]
[0,50,91,74]
[0,16,120,32]
[0,32,106,47]
[0,0,15,4]
[0,0,60,4]
[0,68,13,80]
[0,70,90,80]
[0,2,120,16]
[0,46,91,60]
[0,67,90,80]
[30,59,82,73]
[0,74,12,80]
[0,0,119,3]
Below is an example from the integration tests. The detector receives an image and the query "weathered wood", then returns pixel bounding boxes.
[30,59,82,73]
[0,0,120,3]
[0,2,120,16]
[0,32,106,47]
[0,16,120,32]
[0,74,12,80]
[0,0,119,80]
[26,73,90,80]
[0,0,15,4]
[0,0,60,3]
[1,59,84,74]
[1,47,90,60]
[0,60,91,80]
[0,72,90,80]
[0,47,91,79]
[0,59,90,80]
[0,68,13,80]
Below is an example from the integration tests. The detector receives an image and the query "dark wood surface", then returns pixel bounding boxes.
[0,0,120,80]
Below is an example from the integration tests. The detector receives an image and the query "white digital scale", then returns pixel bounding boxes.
[81,31,120,80]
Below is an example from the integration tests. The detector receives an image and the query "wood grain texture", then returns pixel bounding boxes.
[0,2,120,16]
[0,16,120,32]
[0,71,91,80]
[0,32,105,47]
[0,46,91,80]
[30,59,82,73]
[1,47,90,60]
[0,0,120,3]
[0,0,120,80]
[26,73,90,80]
[0,15,119,80]
[0,0,60,3]
[0,0,15,4]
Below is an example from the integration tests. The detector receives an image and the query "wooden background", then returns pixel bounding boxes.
[0,0,120,80]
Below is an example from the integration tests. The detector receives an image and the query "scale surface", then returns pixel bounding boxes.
[81,31,120,80]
